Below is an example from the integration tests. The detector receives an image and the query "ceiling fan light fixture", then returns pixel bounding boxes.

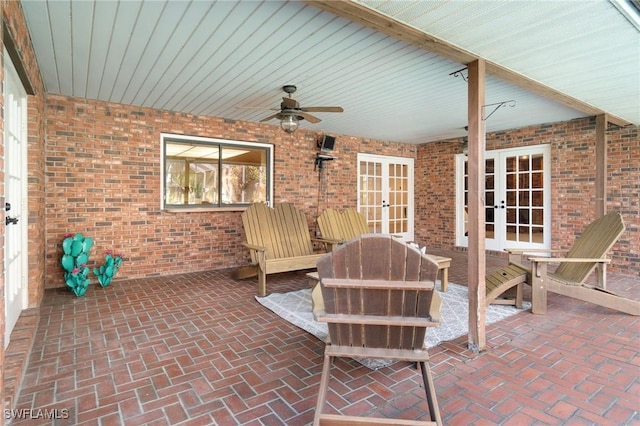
[258,84,342,132]
[280,114,299,133]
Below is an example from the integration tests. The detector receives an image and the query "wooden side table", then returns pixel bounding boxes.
[426,255,451,292]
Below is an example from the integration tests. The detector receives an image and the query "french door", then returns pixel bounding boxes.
[357,154,414,241]
[457,145,551,251]
[4,50,28,348]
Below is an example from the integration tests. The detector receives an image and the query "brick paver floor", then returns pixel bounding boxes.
[6,249,640,425]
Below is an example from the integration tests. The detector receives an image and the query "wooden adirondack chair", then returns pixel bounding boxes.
[317,208,452,291]
[316,207,369,250]
[485,264,528,308]
[509,211,638,315]
[313,234,443,426]
[239,203,328,297]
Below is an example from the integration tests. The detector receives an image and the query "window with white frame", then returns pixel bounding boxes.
[161,134,273,209]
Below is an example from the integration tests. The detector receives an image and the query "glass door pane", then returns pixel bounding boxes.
[461,154,501,250]
[485,158,497,245]
[358,154,414,241]
[359,159,383,233]
[388,163,409,234]
[505,153,545,244]
[457,145,549,251]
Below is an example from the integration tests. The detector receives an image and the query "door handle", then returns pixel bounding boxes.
[6,216,18,225]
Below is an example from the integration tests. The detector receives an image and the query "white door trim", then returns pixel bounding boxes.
[4,49,29,348]
[357,153,414,242]
[456,144,551,251]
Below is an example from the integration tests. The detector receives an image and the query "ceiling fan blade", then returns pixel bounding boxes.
[236,106,279,110]
[297,111,322,123]
[281,97,298,109]
[259,112,281,122]
[301,106,344,113]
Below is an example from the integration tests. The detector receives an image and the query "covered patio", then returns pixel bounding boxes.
[1,1,638,424]
[5,249,638,425]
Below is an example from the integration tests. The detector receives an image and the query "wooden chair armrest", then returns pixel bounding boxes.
[242,243,267,252]
[312,237,342,244]
[507,248,566,266]
[506,248,565,254]
[321,278,435,291]
[529,257,611,264]
[316,312,438,327]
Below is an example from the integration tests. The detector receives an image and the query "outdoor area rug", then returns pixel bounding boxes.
[256,282,531,369]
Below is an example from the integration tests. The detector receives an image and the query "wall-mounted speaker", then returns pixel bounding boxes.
[318,135,336,152]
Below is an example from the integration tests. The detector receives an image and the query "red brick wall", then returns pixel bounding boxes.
[44,95,416,288]
[415,139,458,246]
[415,118,640,274]
[47,98,638,285]
[606,125,640,272]
[27,94,46,306]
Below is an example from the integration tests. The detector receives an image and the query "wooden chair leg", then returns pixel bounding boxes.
[530,261,547,315]
[441,267,449,292]
[595,263,606,290]
[257,269,267,297]
[515,283,523,309]
[419,361,442,425]
[313,353,333,426]
[257,254,268,297]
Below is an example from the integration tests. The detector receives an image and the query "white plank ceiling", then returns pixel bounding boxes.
[21,0,640,144]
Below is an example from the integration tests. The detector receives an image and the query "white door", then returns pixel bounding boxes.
[357,154,414,241]
[4,50,28,348]
[457,145,551,251]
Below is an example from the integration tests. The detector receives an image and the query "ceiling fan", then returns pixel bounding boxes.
[259,85,343,133]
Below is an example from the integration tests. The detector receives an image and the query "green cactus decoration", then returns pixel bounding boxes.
[93,251,123,287]
[61,233,94,297]
[66,266,91,297]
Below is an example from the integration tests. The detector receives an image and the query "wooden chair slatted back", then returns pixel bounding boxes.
[241,203,314,262]
[318,208,370,243]
[343,209,370,240]
[316,208,338,240]
[554,212,625,284]
[316,234,439,351]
